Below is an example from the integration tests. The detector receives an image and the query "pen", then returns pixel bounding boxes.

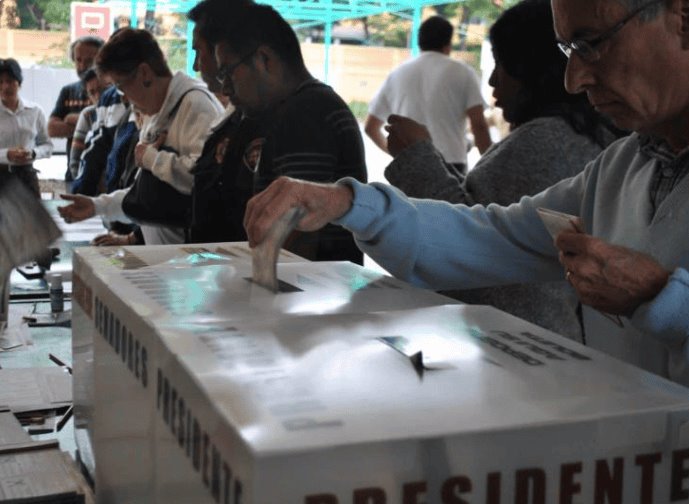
[48,353,72,375]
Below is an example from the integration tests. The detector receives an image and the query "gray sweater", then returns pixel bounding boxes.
[384,116,611,342]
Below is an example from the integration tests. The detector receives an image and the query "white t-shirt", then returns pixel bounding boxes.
[369,51,485,164]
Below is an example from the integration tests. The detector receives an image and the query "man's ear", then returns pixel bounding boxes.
[255,45,274,73]
[139,62,154,87]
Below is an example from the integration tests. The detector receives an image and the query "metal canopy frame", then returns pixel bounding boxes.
[101,0,457,81]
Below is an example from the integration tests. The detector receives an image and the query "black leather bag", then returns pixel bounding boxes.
[121,146,190,227]
[121,88,207,227]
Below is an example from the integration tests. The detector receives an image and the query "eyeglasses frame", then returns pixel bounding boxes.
[557,0,664,62]
[215,49,258,86]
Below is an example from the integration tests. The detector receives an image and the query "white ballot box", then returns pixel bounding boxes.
[72,244,689,504]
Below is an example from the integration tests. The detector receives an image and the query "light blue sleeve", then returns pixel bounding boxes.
[334,175,587,290]
[631,268,689,371]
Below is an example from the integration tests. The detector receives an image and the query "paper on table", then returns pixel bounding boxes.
[0,367,72,413]
[0,409,31,446]
[252,207,306,292]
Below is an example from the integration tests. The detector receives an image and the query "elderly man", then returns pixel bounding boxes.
[49,36,104,183]
[244,0,689,386]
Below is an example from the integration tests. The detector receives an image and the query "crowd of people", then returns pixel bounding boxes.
[2,0,688,388]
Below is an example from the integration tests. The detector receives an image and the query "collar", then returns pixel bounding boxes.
[638,134,689,163]
[0,97,34,114]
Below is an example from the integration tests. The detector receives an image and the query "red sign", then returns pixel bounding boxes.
[70,2,113,42]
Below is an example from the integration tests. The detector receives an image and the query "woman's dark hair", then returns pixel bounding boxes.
[0,58,22,84]
[96,28,171,78]
[489,0,619,146]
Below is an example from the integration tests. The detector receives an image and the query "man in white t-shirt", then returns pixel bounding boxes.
[365,16,491,175]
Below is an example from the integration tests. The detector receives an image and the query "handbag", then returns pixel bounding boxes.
[122,88,210,227]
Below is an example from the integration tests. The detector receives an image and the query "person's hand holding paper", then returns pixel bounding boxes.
[537,207,670,319]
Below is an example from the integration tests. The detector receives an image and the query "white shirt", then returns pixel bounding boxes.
[0,97,53,164]
[369,51,484,164]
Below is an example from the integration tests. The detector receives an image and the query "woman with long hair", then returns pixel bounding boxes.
[383,0,623,341]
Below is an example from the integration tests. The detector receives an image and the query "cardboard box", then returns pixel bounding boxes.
[72,244,689,503]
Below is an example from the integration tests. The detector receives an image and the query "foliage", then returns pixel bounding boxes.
[366,12,411,48]
[16,0,69,29]
[348,100,369,121]
[159,37,187,74]
[359,0,521,49]
[37,36,72,68]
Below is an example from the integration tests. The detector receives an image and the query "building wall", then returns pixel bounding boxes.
[0,29,477,105]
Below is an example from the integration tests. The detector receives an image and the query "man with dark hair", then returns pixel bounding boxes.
[418,15,454,51]
[185,0,258,244]
[48,35,104,183]
[364,16,491,176]
[197,2,367,262]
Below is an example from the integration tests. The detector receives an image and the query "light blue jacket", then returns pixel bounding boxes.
[336,133,689,386]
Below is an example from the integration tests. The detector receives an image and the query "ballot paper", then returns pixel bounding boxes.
[252,207,306,292]
[0,179,62,275]
[536,207,582,238]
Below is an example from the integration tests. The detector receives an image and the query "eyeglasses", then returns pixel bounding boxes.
[557,0,663,62]
[113,67,139,96]
[215,49,256,85]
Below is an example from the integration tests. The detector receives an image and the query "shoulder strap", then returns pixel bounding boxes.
[167,87,215,122]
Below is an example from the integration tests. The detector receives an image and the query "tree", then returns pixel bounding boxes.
[15,0,69,29]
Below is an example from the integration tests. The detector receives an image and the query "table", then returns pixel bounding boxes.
[1,199,104,469]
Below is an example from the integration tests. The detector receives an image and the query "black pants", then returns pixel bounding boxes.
[0,165,40,198]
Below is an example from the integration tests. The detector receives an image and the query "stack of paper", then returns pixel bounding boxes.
[0,410,93,503]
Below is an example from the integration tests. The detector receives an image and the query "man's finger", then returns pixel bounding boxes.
[555,230,592,255]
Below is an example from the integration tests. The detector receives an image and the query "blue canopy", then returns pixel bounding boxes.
[101,0,456,80]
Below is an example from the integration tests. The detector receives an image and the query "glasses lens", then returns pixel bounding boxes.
[557,43,572,59]
[572,40,599,62]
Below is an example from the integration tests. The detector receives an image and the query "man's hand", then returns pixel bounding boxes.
[92,231,137,246]
[7,148,32,164]
[57,194,96,223]
[385,114,431,158]
[135,131,167,167]
[48,116,76,138]
[244,177,354,248]
[556,231,670,316]
[64,112,81,126]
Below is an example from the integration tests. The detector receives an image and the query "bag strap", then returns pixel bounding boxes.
[167,87,215,123]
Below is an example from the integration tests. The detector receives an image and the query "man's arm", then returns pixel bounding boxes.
[364,114,389,154]
[466,105,492,154]
[48,114,80,138]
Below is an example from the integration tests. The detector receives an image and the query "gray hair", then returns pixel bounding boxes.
[616,0,666,21]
